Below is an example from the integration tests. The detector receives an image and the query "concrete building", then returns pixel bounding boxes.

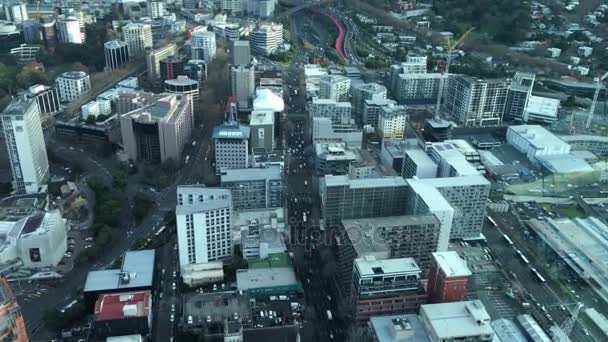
[523,96,560,123]
[4,3,27,24]
[420,300,494,342]
[311,97,352,124]
[389,56,428,94]
[159,56,185,81]
[25,84,60,116]
[9,44,40,64]
[146,43,177,80]
[304,64,328,98]
[232,40,250,66]
[0,275,28,341]
[314,142,358,176]
[81,99,111,120]
[55,71,90,103]
[504,72,535,122]
[491,319,528,342]
[236,267,299,298]
[105,40,130,71]
[221,0,246,13]
[443,76,509,127]
[181,262,224,287]
[176,186,233,268]
[319,75,351,102]
[249,110,274,153]
[368,314,431,342]
[380,139,418,174]
[190,29,216,62]
[148,0,166,18]
[123,23,153,57]
[212,121,250,173]
[351,83,388,122]
[119,93,193,162]
[1,96,49,194]
[516,314,551,342]
[378,104,408,140]
[363,98,396,128]
[220,166,283,210]
[312,117,363,149]
[506,125,570,163]
[247,0,276,17]
[427,251,471,303]
[249,22,283,55]
[241,227,285,260]
[560,134,608,157]
[164,76,199,105]
[401,146,437,179]
[351,256,427,321]
[56,17,83,44]
[394,73,445,104]
[92,290,152,340]
[230,64,255,110]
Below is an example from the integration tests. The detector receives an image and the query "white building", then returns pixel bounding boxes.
[523,96,560,123]
[249,22,283,56]
[81,99,112,121]
[230,64,255,110]
[148,0,166,18]
[304,64,328,97]
[394,73,445,104]
[578,46,593,57]
[55,71,91,103]
[221,0,246,14]
[1,96,50,194]
[123,23,153,57]
[247,0,275,17]
[319,75,351,102]
[190,29,216,62]
[181,262,224,287]
[25,84,60,116]
[311,97,352,124]
[420,300,494,342]
[312,116,363,149]
[351,82,387,120]
[378,104,407,140]
[506,125,570,162]
[56,17,84,44]
[363,99,396,128]
[176,186,233,269]
[104,40,130,71]
[443,76,509,127]
[4,3,28,24]
[389,56,428,94]
[401,146,437,179]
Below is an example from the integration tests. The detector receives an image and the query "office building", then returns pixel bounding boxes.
[443,76,509,127]
[119,93,193,162]
[241,227,285,261]
[351,82,387,120]
[38,16,57,48]
[320,175,407,227]
[394,73,445,104]
[389,56,428,94]
[506,125,570,163]
[230,64,255,110]
[311,97,352,124]
[378,104,407,140]
[427,251,471,303]
[401,146,437,179]
[2,96,49,194]
[164,76,199,104]
[184,59,208,82]
[21,20,39,43]
[0,21,22,50]
[236,267,299,298]
[4,3,27,23]
[123,23,153,57]
[250,110,275,152]
[92,290,152,340]
[351,256,427,321]
[319,75,350,102]
[312,116,363,149]
[81,99,111,120]
[159,56,185,81]
[176,186,233,268]
[0,275,28,342]
[232,40,250,66]
[105,40,130,71]
[182,0,200,9]
[221,0,246,13]
[504,72,535,122]
[190,29,216,62]
[368,314,430,342]
[146,43,177,79]
[363,99,396,128]
[56,17,83,44]
[213,119,250,173]
[249,22,283,55]
[422,117,452,142]
[9,44,40,64]
[380,139,418,174]
[523,96,560,123]
[25,84,60,116]
[420,300,494,342]
[55,71,90,103]
[220,166,283,210]
[148,0,166,18]
[314,142,358,176]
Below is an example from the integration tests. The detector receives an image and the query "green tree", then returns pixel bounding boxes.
[111,169,127,190]
[133,193,154,222]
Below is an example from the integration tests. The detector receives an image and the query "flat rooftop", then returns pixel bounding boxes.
[432,251,472,277]
[94,291,150,321]
[84,250,155,292]
[183,292,251,324]
[236,267,298,291]
[420,300,493,339]
[220,166,282,183]
[323,175,407,189]
[355,256,420,277]
[369,314,430,342]
[341,218,390,257]
[406,179,453,212]
[405,147,437,169]
[508,125,569,150]
[212,123,251,140]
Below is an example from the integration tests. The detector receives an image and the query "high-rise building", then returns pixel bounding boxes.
[443,76,509,127]
[4,3,28,23]
[312,116,363,149]
[427,251,471,303]
[420,300,494,342]
[232,40,250,66]
[351,256,427,321]
[123,23,153,57]
[220,166,283,210]
[247,0,276,17]
[378,104,408,140]
[2,96,50,194]
[0,275,28,341]
[21,20,39,43]
[56,17,83,44]
[190,29,216,62]
[230,64,255,110]
[250,22,283,55]
[148,0,166,18]
[146,43,177,80]
[249,110,275,152]
[104,40,130,71]
[401,145,437,179]
[182,0,200,9]
[164,76,199,106]
[311,97,352,124]
[394,73,445,104]
[213,117,250,173]
[119,93,193,162]
[319,75,350,102]
[363,99,396,127]
[25,84,61,116]
[504,72,535,122]
[221,0,246,14]
[389,56,428,94]
[176,186,233,269]
[422,117,452,142]
[159,56,185,81]
[39,15,57,48]
[351,82,386,120]
[55,71,90,102]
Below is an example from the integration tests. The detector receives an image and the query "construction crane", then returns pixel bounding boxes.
[434,27,475,120]
[553,302,583,342]
[585,71,608,129]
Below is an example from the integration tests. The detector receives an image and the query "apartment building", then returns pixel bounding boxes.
[443,76,509,127]
[220,166,283,210]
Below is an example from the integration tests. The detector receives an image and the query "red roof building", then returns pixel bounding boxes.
[93,291,152,340]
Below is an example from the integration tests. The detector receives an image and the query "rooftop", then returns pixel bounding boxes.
[220,166,282,183]
[59,71,88,80]
[406,179,453,212]
[104,40,128,49]
[94,291,150,321]
[84,250,155,292]
[432,251,472,277]
[164,75,198,86]
[525,96,560,117]
[507,125,569,150]
[183,291,251,324]
[516,315,551,342]
[369,314,430,342]
[341,218,390,257]
[355,256,421,277]
[212,122,250,140]
[420,300,493,339]
[491,319,528,342]
[414,174,490,188]
[405,147,437,169]
[2,96,36,116]
[250,110,275,126]
[323,175,407,189]
[560,134,608,143]
[236,267,298,291]
[122,93,190,123]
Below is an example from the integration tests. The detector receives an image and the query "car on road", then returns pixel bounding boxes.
[170,314,174,322]
[329,332,334,339]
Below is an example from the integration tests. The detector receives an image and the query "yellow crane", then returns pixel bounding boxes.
[434,27,475,120]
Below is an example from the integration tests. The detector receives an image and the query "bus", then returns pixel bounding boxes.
[503,234,514,246]
[326,310,333,321]
[516,249,530,264]
[155,226,167,237]
[531,267,546,283]
[487,216,497,227]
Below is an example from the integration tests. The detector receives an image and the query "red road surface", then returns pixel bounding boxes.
[326,14,347,61]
